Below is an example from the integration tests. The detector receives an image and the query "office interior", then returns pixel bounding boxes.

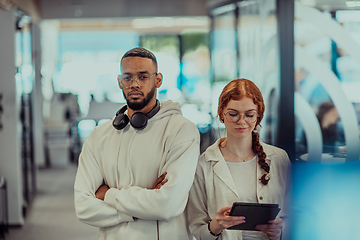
[1,0,360,239]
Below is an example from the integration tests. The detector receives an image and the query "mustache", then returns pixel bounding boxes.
[128,91,144,96]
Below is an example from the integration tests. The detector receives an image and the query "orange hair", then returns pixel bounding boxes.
[218,78,270,185]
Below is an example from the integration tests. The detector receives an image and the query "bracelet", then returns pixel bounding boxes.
[208,220,222,237]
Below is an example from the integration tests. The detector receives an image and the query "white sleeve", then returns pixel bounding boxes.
[74,129,134,227]
[103,123,200,221]
[278,150,292,239]
[187,162,218,240]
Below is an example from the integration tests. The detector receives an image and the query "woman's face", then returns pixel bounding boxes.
[222,97,258,140]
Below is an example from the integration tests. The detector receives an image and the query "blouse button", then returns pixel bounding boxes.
[259,196,263,200]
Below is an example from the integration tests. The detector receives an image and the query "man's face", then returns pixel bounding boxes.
[119,56,162,111]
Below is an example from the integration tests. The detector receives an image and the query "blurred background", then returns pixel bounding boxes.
[0,0,360,239]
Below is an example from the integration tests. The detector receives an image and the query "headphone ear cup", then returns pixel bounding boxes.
[113,113,129,130]
[130,112,148,130]
[113,100,160,130]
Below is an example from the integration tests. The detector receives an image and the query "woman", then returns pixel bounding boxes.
[187,78,291,240]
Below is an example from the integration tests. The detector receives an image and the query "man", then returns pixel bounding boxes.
[74,47,200,239]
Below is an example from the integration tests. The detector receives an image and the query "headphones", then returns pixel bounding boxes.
[112,100,160,130]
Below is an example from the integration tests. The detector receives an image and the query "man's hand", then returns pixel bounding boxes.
[255,217,284,240]
[151,172,168,189]
[95,172,167,201]
[95,184,110,201]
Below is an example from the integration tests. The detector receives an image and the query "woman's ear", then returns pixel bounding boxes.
[219,113,224,123]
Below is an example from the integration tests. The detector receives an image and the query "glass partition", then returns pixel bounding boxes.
[292,2,360,240]
[210,0,280,145]
[211,5,237,83]
[294,2,360,162]
[141,34,181,102]
[237,0,279,145]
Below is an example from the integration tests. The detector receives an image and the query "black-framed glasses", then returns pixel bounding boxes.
[118,73,157,88]
[224,110,258,123]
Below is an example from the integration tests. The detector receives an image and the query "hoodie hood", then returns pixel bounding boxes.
[150,100,182,121]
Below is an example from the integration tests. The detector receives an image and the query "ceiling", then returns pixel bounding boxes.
[4,0,360,23]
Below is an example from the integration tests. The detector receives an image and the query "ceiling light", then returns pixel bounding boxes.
[346,1,360,7]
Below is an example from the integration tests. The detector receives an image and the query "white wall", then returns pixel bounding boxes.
[0,9,25,225]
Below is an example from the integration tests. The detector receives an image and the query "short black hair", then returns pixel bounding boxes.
[121,47,158,71]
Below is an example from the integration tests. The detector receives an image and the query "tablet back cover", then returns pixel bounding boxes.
[228,203,280,231]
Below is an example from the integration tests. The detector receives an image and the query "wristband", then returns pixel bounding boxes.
[208,220,222,237]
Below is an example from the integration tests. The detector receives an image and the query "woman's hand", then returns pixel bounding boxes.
[209,206,246,235]
[255,217,283,240]
[95,184,110,201]
[151,172,168,189]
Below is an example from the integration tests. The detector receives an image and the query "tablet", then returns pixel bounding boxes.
[228,202,280,231]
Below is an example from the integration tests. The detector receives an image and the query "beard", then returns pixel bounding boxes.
[124,85,156,111]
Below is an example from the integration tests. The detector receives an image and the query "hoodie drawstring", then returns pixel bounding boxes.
[126,130,137,188]
[115,130,124,187]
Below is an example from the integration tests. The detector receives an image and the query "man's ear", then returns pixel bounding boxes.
[155,73,163,88]
[118,78,123,90]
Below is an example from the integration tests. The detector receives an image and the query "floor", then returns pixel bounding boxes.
[5,164,98,240]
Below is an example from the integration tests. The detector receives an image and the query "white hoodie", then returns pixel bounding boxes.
[74,100,200,240]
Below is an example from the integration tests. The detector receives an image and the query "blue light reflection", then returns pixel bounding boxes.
[291,161,360,240]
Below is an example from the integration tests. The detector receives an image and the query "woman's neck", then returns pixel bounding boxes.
[221,135,254,162]
[226,135,252,153]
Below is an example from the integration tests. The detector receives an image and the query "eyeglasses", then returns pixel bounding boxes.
[118,73,157,88]
[224,110,258,123]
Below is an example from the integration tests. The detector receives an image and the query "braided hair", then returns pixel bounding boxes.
[252,131,270,185]
[218,78,270,185]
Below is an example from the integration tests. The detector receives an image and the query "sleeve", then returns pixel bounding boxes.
[74,129,134,227]
[276,149,292,240]
[103,122,200,221]
[279,149,291,217]
[187,161,218,240]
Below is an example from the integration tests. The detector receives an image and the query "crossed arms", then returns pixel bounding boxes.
[74,126,200,228]
[95,172,168,200]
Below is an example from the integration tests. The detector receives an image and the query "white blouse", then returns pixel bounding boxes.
[226,156,268,240]
[226,156,258,203]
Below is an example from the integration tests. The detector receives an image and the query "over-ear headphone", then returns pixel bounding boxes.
[112,100,160,130]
